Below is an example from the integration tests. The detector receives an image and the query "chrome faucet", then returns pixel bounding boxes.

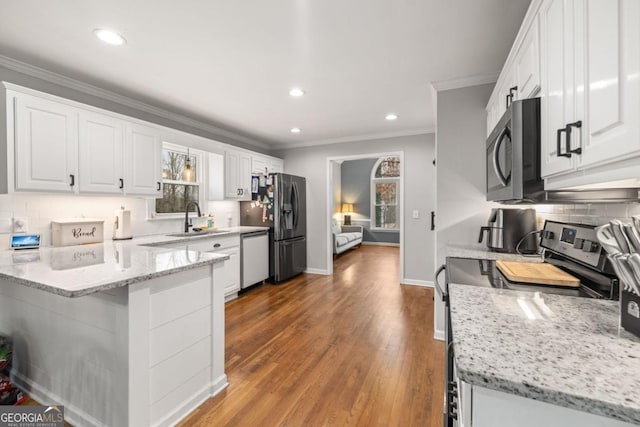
[184,201,202,233]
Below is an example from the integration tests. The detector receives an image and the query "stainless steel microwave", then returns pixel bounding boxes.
[486,97,543,203]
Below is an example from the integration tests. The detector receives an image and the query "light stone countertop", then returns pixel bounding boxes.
[446,244,543,262]
[449,284,640,425]
[0,227,269,298]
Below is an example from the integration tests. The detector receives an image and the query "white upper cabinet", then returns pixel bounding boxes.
[270,158,283,173]
[515,17,541,99]
[78,111,125,194]
[486,13,540,136]
[125,123,162,197]
[491,0,640,188]
[13,92,78,192]
[251,154,284,175]
[224,149,251,200]
[251,155,270,175]
[77,111,162,197]
[577,0,640,168]
[540,0,640,184]
[540,0,579,177]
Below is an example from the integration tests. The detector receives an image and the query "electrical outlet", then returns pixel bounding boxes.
[12,217,28,233]
[412,210,420,219]
[0,218,12,234]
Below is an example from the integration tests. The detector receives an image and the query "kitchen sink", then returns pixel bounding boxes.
[165,229,230,238]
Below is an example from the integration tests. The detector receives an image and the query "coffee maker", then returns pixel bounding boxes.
[478,208,537,253]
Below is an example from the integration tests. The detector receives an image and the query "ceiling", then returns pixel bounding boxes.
[0,0,531,149]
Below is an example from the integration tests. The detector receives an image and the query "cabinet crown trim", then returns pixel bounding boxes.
[0,55,269,150]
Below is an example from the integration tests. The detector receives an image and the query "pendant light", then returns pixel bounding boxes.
[182,149,194,182]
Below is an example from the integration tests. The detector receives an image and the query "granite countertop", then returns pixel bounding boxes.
[449,284,640,424]
[0,226,269,298]
[446,244,543,262]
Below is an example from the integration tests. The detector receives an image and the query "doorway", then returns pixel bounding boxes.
[326,152,405,281]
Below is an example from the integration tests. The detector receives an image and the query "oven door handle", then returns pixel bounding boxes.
[492,126,511,186]
[434,264,447,302]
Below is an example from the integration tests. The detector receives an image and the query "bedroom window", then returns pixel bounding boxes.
[371,156,400,230]
[155,143,203,214]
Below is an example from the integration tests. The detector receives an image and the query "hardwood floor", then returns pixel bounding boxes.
[180,245,445,427]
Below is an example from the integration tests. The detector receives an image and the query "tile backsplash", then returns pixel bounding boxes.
[535,202,640,229]
[0,194,239,249]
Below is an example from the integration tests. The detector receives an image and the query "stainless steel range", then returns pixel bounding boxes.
[436,220,620,426]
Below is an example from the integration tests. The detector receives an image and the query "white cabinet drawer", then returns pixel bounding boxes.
[184,235,239,253]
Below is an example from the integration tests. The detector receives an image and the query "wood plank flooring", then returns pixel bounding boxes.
[180,245,445,427]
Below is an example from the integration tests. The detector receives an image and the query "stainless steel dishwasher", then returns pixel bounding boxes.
[241,231,269,289]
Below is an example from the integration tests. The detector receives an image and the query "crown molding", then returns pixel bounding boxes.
[0,54,271,150]
[430,72,499,92]
[272,128,435,150]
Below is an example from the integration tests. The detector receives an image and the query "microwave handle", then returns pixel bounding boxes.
[492,127,510,186]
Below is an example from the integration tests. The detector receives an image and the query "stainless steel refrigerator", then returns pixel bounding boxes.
[240,173,307,283]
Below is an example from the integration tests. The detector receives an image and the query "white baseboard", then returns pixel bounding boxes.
[12,371,106,427]
[361,241,400,247]
[305,268,330,275]
[156,374,228,427]
[401,279,434,287]
[434,329,445,341]
[12,371,229,427]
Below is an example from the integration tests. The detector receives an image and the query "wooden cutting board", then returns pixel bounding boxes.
[496,260,580,287]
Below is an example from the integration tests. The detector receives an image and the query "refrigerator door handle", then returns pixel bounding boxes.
[293,182,299,230]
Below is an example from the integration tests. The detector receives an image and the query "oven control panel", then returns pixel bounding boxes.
[540,221,606,269]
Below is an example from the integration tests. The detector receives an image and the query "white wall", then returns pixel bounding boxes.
[275,133,436,283]
[434,83,496,337]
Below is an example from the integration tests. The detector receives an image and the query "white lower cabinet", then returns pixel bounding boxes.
[467,382,636,427]
[158,234,241,299]
[216,247,240,298]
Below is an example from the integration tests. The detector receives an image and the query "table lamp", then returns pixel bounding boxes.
[342,203,354,225]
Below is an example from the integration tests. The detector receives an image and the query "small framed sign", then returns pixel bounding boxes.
[10,234,41,250]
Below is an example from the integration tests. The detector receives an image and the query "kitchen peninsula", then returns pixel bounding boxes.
[0,240,229,427]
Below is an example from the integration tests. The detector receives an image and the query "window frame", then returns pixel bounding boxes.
[370,157,401,232]
[152,142,205,219]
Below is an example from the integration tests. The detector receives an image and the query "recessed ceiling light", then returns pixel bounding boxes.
[289,88,305,97]
[290,127,302,134]
[385,113,398,121]
[94,29,126,46]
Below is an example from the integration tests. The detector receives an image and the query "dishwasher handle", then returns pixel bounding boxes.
[242,231,269,238]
